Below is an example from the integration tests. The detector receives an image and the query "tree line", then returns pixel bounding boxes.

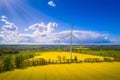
[0,54,47,73]
[1,54,120,73]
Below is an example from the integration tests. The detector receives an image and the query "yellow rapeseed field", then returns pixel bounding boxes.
[30,52,104,61]
[0,52,120,80]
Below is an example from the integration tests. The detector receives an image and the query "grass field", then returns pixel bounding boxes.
[0,52,120,80]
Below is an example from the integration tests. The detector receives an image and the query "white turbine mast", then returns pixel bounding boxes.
[69,26,80,61]
[57,39,61,52]
[56,26,80,61]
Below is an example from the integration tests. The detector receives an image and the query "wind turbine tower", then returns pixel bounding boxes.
[69,26,80,61]
[70,27,73,60]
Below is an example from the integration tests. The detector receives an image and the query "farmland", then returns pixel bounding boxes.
[0,45,120,80]
[0,51,120,80]
[0,61,120,80]
[29,52,104,62]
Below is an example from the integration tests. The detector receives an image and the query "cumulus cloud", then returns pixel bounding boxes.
[19,34,34,43]
[28,22,47,31]
[24,28,29,31]
[1,16,18,31]
[26,22,58,43]
[48,1,56,7]
[55,30,110,44]
[28,22,57,37]
[1,15,7,19]
[0,16,111,44]
[1,18,10,25]
[0,31,20,43]
[0,16,19,44]
[2,23,18,31]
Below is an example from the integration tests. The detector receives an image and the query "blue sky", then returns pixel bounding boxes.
[0,0,120,45]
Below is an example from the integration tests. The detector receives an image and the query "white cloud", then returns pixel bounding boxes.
[27,22,58,43]
[24,28,29,31]
[0,16,111,44]
[1,18,10,24]
[28,22,47,31]
[1,15,18,31]
[55,30,110,44]
[28,22,57,37]
[0,29,111,45]
[1,15,7,19]
[48,1,56,7]
[2,23,18,31]
[0,31,20,43]
[19,34,34,43]
[47,22,58,33]
[1,15,10,24]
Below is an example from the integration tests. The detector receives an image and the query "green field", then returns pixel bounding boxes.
[0,52,120,80]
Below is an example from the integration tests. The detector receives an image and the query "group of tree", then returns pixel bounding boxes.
[0,55,16,72]
[0,47,19,56]
[0,46,69,54]
[84,58,102,62]
[0,54,48,73]
[47,56,79,64]
[25,58,47,66]
[84,57,120,63]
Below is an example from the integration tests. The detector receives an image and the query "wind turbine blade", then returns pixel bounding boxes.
[64,34,71,39]
[64,26,74,39]
[71,26,73,35]
[72,35,81,41]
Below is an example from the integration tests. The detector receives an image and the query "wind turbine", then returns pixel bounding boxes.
[70,26,73,61]
[54,38,61,52]
[57,39,61,52]
[67,26,80,61]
